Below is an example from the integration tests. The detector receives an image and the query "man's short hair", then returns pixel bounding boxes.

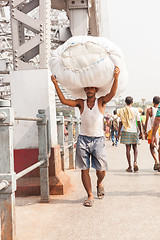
[125,96,133,105]
[153,96,160,105]
[113,110,117,115]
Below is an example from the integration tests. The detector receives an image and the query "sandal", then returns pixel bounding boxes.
[153,163,159,171]
[97,186,105,199]
[83,199,94,207]
[134,162,139,172]
[126,167,132,172]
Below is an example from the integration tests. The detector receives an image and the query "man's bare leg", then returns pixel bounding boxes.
[132,144,138,163]
[132,144,139,171]
[81,169,94,201]
[158,141,160,172]
[96,170,106,198]
[126,144,132,170]
[150,144,158,163]
[96,170,106,189]
[159,141,160,163]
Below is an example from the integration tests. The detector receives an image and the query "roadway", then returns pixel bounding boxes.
[15,140,160,240]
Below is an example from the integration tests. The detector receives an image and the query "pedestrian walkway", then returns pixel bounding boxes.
[15,140,160,240]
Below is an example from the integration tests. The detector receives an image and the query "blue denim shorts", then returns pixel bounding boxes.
[75,135,108,171]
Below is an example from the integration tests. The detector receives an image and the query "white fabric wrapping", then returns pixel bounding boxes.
[50,36,128,99]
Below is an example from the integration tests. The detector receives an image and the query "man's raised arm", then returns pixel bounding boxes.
[51,75,81,108]
[101,66,120,104]
[144,108,150,139]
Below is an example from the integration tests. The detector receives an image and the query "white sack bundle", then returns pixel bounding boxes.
[50,36,128,99]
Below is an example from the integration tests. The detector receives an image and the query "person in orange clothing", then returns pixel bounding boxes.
[151,102,160,172]
[144,96,160,171]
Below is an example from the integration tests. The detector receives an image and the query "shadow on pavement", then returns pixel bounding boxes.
[106,190,160,197]
[113,173,160,177]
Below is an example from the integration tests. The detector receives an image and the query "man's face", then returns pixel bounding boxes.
[84,87,98,98]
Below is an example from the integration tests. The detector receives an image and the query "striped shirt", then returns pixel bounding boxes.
[156,103,160,117]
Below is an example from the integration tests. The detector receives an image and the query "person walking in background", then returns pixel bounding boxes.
[104,115,111,140]
[141,111,146,138]
[110,110,119,146]
[137,111,145,144]
[116,96,142,172]
[151,102,160,172]
[145,96,160,171]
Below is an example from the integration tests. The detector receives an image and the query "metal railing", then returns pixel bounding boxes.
[0,99,50,240]
[0,101,79,240]
[56,112,81,171]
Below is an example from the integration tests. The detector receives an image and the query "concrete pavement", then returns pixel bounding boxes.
[15,140,160,240]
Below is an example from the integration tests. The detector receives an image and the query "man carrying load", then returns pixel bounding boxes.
[51,66,120,207]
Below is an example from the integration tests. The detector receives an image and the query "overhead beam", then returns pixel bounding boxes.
[13,0,26,8]
[51,0,101,37]
[13,9,42,32]
[88,0,100,36]
[22,0,39,14]
[67,0,88,36]
[17,34,41,57]
[51,0,67,11]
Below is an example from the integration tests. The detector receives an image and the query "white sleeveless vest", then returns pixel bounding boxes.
[147,106,158,132]
[79,99,104,137]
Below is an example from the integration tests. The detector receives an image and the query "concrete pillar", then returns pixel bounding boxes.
[67,0,89,36]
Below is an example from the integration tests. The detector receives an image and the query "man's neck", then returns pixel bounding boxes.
[87,96,96,102]
[126,104,132,107]
[86,97,96,110]
[154,104,159,108]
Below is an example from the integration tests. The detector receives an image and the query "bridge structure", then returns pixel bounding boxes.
[0,1,109,239]
[0,0,108,70]
[0,0,109,190]
[0,0,111,115]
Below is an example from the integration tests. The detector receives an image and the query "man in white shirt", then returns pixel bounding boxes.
[117,96,142,172]
[144,96,160,171]
[151,103,160,171]
[51,66,120,207]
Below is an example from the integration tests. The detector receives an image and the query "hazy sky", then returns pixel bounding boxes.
[108,0,160,102]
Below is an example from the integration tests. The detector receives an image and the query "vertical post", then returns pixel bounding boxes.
[0,99,16,240]
[67,0,89,36]
[75,117,80,140]
[68,115,74,169]
[37,109,50,203]
[57,112,65,171]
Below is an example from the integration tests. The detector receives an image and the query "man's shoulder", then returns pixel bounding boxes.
[131,107,139,113]
[146,106,152,116]
[77,99,84,101]
[97,96,104,104]
[76,99,84,104]
[147,106,152,111]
